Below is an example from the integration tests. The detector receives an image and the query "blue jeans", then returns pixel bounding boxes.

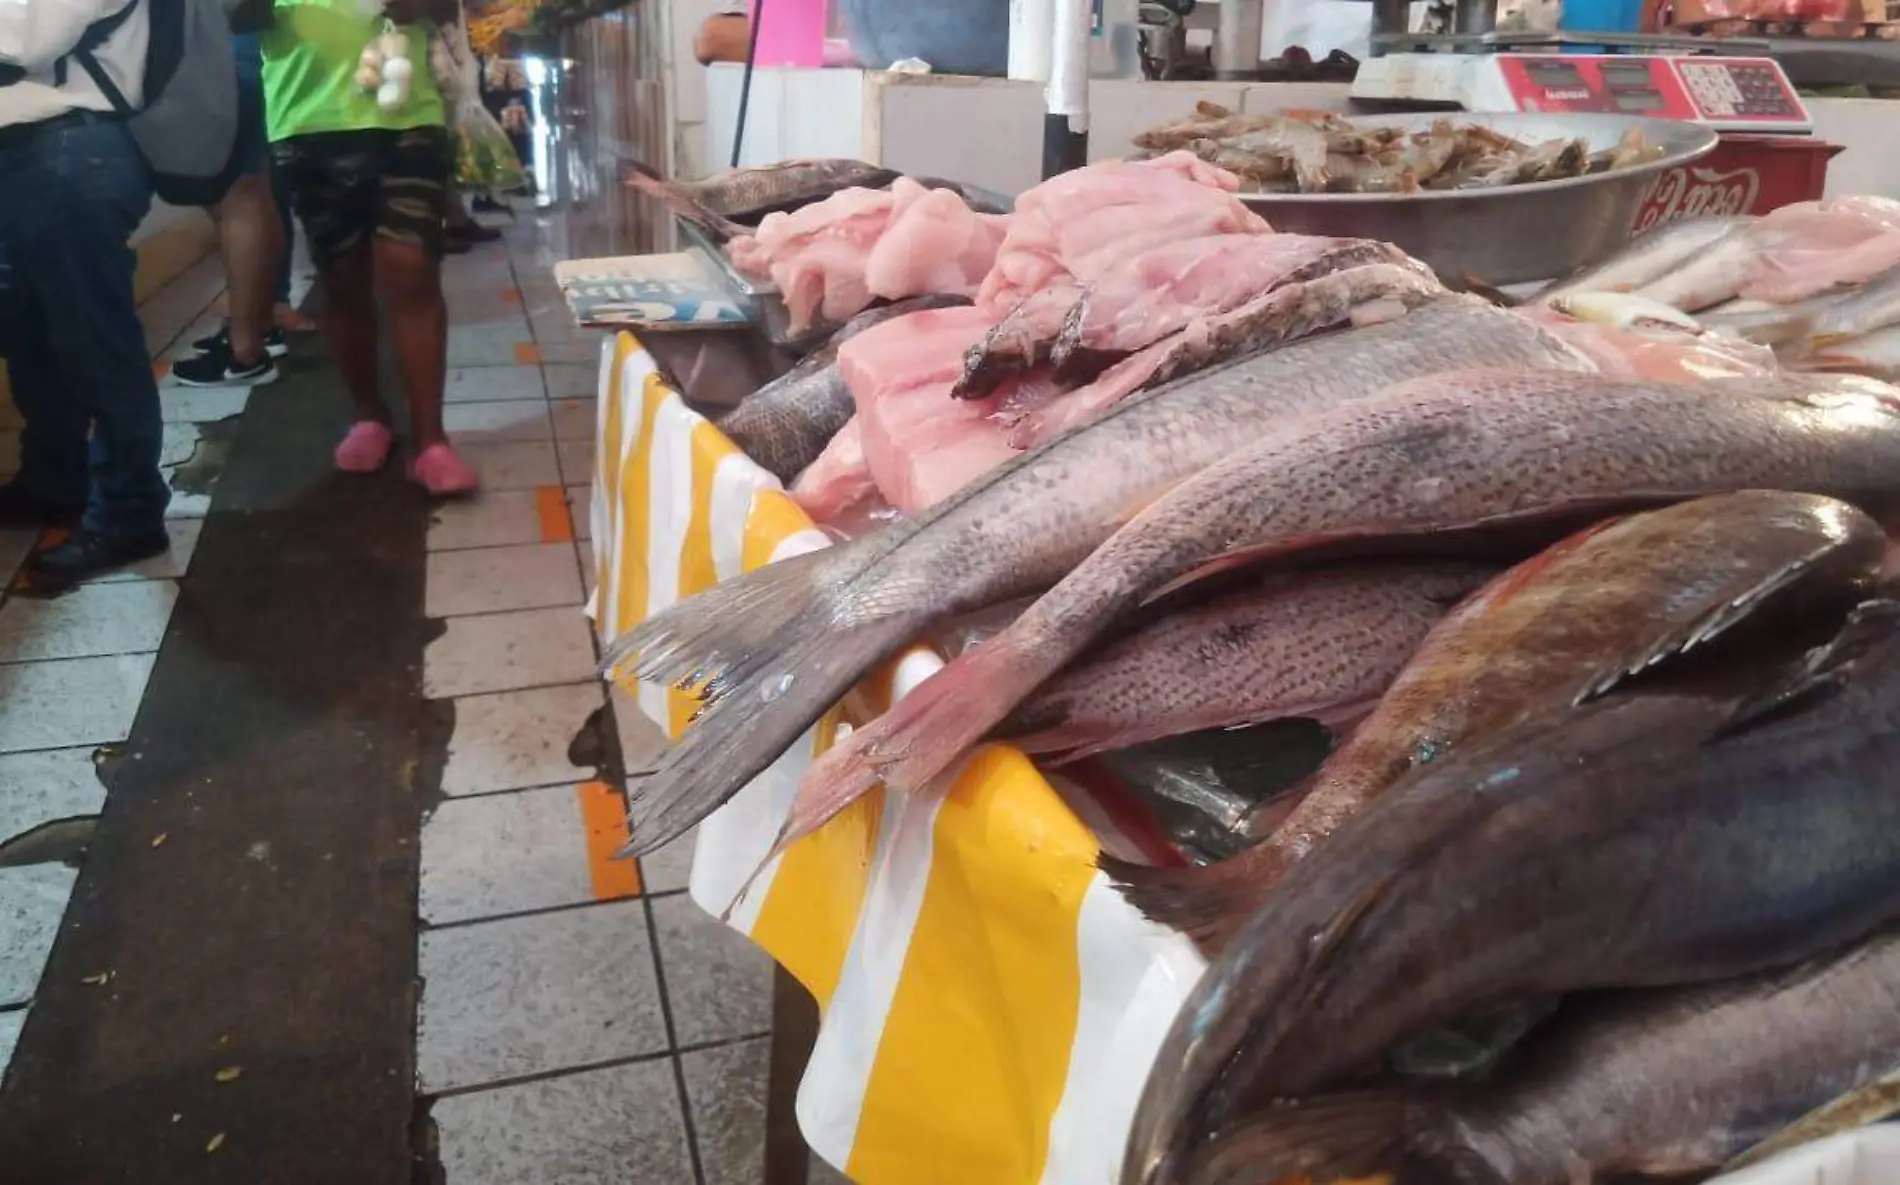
[0,115,170,537]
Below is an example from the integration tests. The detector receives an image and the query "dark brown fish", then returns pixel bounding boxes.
[807,371,1900,853]
[600,297,1588,855]
[1106,491,1889,955]
[1124,600,1900,1185]
[994,562,1492,762]
[1194,925,1900,1185]
[622,158,901,239]
[718,296,973,482]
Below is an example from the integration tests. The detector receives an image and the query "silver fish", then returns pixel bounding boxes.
[600,296,1590,854]
[1537,215,1753,305]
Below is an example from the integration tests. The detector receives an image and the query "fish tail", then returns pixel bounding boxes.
[1192,1092,1489,1185]
[1097,847,1282,956]
[601,543,847,689]
[620,162,750,241]
[851,631,1063,798]
[620,607,931,855]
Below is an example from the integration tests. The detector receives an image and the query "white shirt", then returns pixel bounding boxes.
[0,0,149,129]
[1260,0,1376,60]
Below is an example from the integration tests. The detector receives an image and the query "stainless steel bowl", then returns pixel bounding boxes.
[1238,112,1719,285]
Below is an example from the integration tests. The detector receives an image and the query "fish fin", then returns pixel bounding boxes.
[780,729,892,850]
[621,162,750,241]
[1189,1093,1441,1185]
[1572,532,1869,706]
[1098,852,1279,957]
[1711,599,1900,742]
[618,609,929,855]
[1459,272,1521,308]
[601,540,864,690]
[851,632,1065,798]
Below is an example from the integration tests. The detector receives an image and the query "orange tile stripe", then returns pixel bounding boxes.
[575,780,643,900]
[534,486,575,543]
[514,342,543,365]
[502,287,522,304]
[152,361,172,382]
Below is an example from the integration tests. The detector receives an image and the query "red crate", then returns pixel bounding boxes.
[1633,133,1844,232]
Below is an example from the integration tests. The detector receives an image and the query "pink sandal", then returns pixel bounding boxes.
[335,421,394,473]
[410,442,480,496]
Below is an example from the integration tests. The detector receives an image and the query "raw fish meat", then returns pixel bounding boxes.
[1640,197,1900,312]
[863,179,1010,302]
[790,416,879,524]
[838,305,1020,514]
[727,179,1007,337]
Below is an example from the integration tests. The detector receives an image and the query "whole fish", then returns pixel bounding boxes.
[1536,215,1752,305]
[994,562,1493,762]
[1811,260,1900,344]
[797,371,1900,844]
[1701,292,1841,346]
[600,296,1591,854]
[718,295,973,482]
[1797,323,1900,380]
[1193,926,1900,1185]
[1104,491,1889,956]
[1124,601,1900,1185]
[1548,290,1703,334]
[622,158,901,238]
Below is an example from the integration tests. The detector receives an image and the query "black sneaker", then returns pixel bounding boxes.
[191,323,288,359]
[26,528,170,584]
[172,339,279,387]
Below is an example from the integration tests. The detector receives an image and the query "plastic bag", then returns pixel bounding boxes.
[435,4,527,195]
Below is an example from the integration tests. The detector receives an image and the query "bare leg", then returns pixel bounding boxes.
[215,172,284,366]
[374,236,447,448]
[318,240,387,424]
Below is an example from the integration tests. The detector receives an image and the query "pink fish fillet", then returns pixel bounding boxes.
[862,178,1010,302]
[790,416,879,525]
[840,305,1021,513]
[1742,229,1900,304]
[726,187,895,335]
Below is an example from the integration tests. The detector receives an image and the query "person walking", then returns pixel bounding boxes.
[172,32,292,387]
[263,0,478,493]
[0,0,174,579]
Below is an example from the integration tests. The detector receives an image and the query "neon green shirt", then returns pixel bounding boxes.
[261,0,447,141]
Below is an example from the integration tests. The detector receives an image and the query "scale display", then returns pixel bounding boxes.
[1493,54,1807,129]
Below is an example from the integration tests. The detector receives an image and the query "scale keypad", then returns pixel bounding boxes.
[1677,61,1796,117]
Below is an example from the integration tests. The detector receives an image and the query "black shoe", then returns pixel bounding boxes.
[0,482,83,530]
[172,339,279,387]
[192,323,289,360]
[26,528,170,583]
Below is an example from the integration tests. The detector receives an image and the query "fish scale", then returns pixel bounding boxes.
[1105,491,1889,956]
[1127,603,1900,1185]
[799,371,1900,881]
[603,294,1588,854]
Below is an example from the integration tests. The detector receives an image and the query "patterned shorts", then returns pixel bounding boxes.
[271,126,451,265]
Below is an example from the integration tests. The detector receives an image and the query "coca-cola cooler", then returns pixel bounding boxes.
[1633,133,1843,229]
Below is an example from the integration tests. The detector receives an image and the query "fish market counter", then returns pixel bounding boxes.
[587,331,1207,1185]
[588,328,1900,1185]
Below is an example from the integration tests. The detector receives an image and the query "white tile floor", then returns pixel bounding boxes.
[0,215,836,1184]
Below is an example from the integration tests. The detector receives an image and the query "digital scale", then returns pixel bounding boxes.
[1353,47,1813,132]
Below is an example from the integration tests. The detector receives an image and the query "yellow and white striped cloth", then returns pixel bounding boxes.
[589,335,1207,1185]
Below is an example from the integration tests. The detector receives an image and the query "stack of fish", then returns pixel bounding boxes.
[1530,198,1900,380]
[619,157,1900,1183]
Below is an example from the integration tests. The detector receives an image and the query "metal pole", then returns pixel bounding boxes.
[730,0,767,168]
[1213,0,1263,80]
[1042,0,1090,178]
[1010,0,1055,82]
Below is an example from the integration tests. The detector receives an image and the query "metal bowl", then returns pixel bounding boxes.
[1238,112,1719,285]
